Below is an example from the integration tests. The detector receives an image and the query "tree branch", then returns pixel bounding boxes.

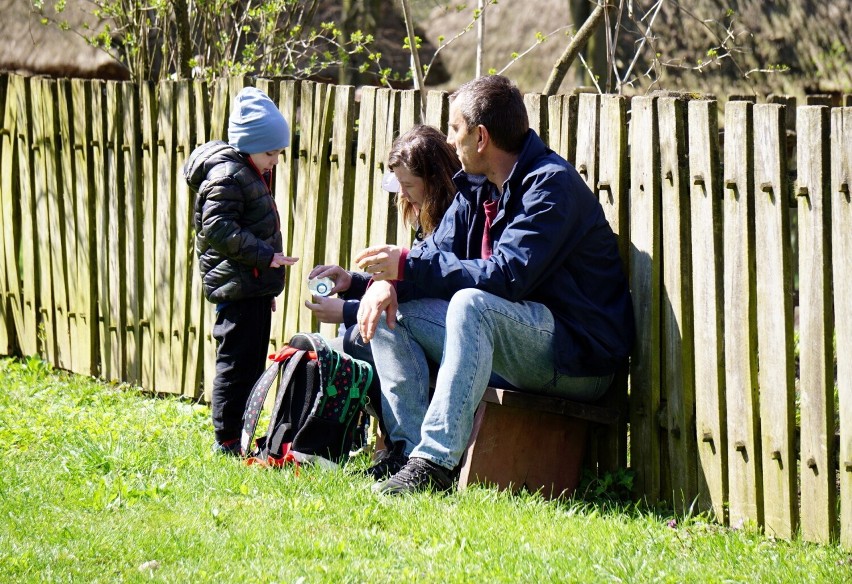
[542,1,611,96]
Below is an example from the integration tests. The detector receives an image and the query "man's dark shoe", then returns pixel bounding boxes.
[365,443,408,481]
[373,457,453,495]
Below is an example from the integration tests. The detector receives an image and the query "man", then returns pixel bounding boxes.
[355,75,634,494]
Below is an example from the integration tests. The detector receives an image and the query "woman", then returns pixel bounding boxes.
[305,124,460,335]
[304,124,460,475]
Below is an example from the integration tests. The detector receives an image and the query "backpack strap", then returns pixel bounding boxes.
[240,348,306,456]
[262,349,310,457]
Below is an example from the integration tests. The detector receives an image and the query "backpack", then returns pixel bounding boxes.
[240,332,374,468]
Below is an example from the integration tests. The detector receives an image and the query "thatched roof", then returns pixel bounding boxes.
[0,0,129,80]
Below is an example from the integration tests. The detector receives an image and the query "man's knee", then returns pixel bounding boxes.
[447,288,499,320]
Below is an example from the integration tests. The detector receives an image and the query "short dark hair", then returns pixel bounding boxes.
[388,125,461,235]
[450,75,529,153]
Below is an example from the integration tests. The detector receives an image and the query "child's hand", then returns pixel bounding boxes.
[270,253,298,268]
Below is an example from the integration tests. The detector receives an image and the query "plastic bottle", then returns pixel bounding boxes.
[308,276,334,297]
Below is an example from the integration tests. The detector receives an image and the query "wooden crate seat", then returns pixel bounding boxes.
[457,387,620,499]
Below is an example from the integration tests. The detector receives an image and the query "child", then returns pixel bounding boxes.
[184,86,298,456]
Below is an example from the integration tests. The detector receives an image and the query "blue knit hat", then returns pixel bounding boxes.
[228,87,290,154]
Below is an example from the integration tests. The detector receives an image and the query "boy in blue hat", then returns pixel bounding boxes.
[184,86,299,456]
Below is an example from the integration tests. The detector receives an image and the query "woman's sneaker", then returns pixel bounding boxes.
[365,443,408,481]
[373,457,453,495]
[212,438,242,457]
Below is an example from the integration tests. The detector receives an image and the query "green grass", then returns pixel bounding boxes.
[1,357,849,583]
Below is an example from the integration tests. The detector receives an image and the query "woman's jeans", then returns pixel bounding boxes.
[369,289,613,470]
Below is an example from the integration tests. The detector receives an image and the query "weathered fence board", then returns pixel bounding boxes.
[185,80,209,399]
[154,82,178,392]
[371,88,401,247]
[395,89,421,247]
[172,81,196,397]
[628,96,662,503]
[575,93,599,193]
[139,81,158,392]
[320,84,357,340]
[688,99,727,522]
[722,100,762,529]
[103,82,126,381]
[796,105,836,544]
[594,94,629,472]
[34,79,64,368]
[350,86,378,267]
[753,104,797,539]
[15,76,38,356]
[832,107,852,549]
[70,79,96,377]
[0,74,11,354]
[524,93,547,138]
[271,80,299,347]
[546,94,577,165]
[294,82,335,333]
[57,80,81,375]
[54,80,75,370]
[425,89,449,133]
[119,82,142,386]
[658,97,698,507]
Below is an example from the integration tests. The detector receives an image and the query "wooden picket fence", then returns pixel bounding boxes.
[0,72,850,548]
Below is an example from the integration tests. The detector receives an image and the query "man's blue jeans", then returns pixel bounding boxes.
[369,289,613,470]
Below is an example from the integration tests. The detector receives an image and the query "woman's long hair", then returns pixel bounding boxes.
[388,125,461,236]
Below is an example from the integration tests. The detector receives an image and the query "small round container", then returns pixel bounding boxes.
[308,276,334,297]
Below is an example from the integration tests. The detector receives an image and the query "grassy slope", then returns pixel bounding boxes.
[0,356,849,583]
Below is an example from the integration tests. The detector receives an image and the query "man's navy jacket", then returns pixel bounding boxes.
[397,129,635,378]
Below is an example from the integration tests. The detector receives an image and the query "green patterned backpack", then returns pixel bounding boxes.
[240,332,373,468]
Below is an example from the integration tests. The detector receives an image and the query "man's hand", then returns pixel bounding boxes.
[269,253,299,268]
[308,264,351,294]
[357,280,398,342]
[304,295,345,324]
[354,245,403,281]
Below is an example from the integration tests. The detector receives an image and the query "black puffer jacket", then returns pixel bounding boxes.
[184,140,285,304]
